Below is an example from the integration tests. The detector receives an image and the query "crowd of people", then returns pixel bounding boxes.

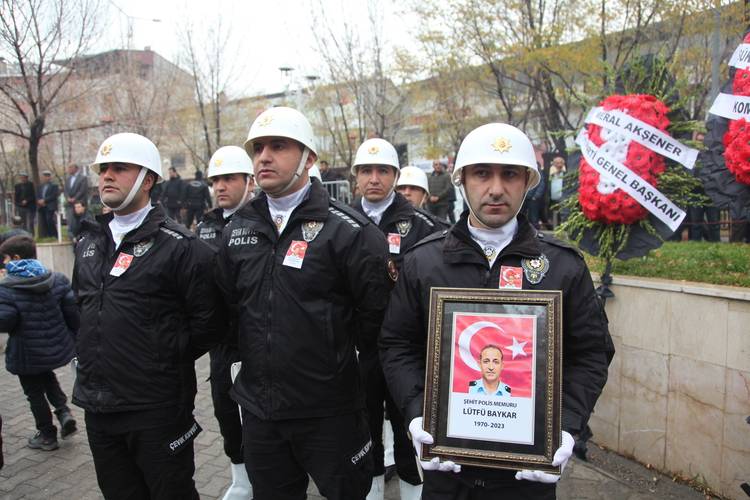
[0,106,618,500]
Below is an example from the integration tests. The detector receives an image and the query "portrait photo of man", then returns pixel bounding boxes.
[468,344,512,397]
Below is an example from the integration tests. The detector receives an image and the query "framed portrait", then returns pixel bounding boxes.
[421,288,562,472]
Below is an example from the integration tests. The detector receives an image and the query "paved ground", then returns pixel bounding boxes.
[0,347,713,499]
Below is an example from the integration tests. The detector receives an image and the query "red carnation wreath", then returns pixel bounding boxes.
[722,33,750,185]
[579,94,670,225]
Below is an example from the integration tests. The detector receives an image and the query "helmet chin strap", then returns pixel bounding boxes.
[223,175,255,218]
[270,147,310,198]
[103,167,148,213]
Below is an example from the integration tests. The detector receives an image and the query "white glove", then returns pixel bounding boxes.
[408,417,461,473]
[515,431,574,483]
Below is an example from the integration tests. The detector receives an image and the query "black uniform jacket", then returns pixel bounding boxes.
[196,208,238,349]
[196,208,226,250]
[72,205,224,413]
[352,192,449,268]
[380,212,614,437]
[216,179,393,421]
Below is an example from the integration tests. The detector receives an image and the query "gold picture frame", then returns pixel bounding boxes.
[421,287,562,473]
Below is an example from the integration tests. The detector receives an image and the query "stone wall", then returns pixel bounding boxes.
[36,242,74,278]
[589,275,750,499]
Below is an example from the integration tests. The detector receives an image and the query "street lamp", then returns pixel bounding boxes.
[107,0,162,49]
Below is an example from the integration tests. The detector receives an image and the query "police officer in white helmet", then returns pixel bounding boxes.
[380,123,614,499]
[216,108,393,499]
[196,146,255,500]
[72,133,225,499]
[395,166,430,209]
[350,138,447,500]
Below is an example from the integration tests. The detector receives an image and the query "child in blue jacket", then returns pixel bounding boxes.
[0,235,78,451]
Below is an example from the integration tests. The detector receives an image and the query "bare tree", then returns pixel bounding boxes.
[0,0,103,184]
[175,15,244,170]
[310,0,408,166]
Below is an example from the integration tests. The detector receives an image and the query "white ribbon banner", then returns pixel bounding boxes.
[576,130,686,232]
[708,92,750,121]
[729,43,750,69]
[585,107,698,169]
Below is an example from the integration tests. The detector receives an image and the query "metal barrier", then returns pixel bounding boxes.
[322,180,352,204]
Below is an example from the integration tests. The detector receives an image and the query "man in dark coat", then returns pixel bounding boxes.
[0,235,78,451]
[64,163,89,240]
[73,132,224,499]
[183,170,212,229]
[350,137,446,500]
[36,170,59,238]
[426,160,454,221]
[161,167,185,223]
[195,145,255,498]
[380,123,614,499]
[216,107,392,500]
[14,172,36,234]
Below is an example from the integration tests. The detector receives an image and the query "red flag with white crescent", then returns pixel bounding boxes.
[451,313,535,397]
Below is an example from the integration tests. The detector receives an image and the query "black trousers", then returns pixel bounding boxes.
[209,345,243,464]
[18,371,69,438]
[364,358,422,485]
[165,205,181,224]
[423,470,556,500]
[688,205,721,242]
[86,412,200,500]
[38,207,57,238]
[242,410,374,500]
[184,208,203,229]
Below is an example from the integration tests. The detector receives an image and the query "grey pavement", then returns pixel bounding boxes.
[0,347,712,499]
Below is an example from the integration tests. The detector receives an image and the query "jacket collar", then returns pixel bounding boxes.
[249,178,330,233]
[201,207,226,226]
[379,192,414,229]
[88,204,168,248]
[444,211,542,266]
[352,191,413,229]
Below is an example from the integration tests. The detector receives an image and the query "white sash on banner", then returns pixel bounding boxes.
[729,43,750,70]
[584,107,698,169]
[575,131,686,232]
[708,92,750,121]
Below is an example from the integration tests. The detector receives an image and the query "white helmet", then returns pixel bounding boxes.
[351,138,400,176]
[207,146,254,179]
[453,123,540,190]
[91,132,163,183]
[309,164,322,181]
[396,166,429,195]
[244,106,317,156]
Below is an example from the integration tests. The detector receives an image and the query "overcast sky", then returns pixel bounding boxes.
[99,0,415,97]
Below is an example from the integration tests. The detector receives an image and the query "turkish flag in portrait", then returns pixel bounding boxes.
[451,313,535,398]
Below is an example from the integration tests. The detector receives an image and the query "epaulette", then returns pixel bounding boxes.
[328,200,369,229]
[408,229,448,252]
[505,385,512,393]
[160,220,194,240]
[536,231,583,258]
[469,380,477,387]
[413,209,435,227]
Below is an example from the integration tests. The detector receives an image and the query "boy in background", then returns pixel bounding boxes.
[0,235,78,451]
